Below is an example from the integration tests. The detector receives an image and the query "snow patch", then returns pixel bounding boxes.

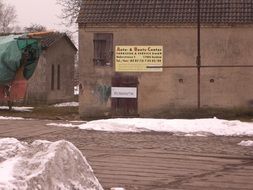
[183,132,209,137]
[0,106,33,112]
[48,118,253,136]
[0,138,103,190]
[47,123,79,128]
[238,140,253,147]
[69,120,87,123]
[53,102,79,107]
[0,116,25,120]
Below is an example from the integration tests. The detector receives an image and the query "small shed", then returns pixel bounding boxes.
[24,32,77,105]
[77,0,253,118]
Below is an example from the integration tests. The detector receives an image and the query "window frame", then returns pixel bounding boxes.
[93,33,113,66]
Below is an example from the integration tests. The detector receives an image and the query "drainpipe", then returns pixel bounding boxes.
[196,0,201,109]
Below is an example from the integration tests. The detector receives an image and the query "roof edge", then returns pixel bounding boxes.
[43,33,77,51]
[79,23,253,29]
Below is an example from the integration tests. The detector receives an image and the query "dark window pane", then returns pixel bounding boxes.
[93,33,113,66]
[51,64,54,90]
[93,40,106,65]
[57,64,60,90]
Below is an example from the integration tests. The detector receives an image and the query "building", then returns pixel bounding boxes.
[24,32,77,104]
[77,0,253,118]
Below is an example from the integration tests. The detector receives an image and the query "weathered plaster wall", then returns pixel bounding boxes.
[25,52,48,104]
[46,38,76,104]
[79,26,253,117]
[25,38,76,105]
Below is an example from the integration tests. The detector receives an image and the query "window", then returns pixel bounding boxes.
[51,64,55,90]
[93,33,113,66]
[57,64,60,90]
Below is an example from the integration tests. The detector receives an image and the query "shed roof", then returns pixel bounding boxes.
[77,0,253,25]
[40,33,77,51]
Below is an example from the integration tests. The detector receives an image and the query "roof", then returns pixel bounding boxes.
[40,33,77,51]
[77,0,253,25]
[0,32,77,51]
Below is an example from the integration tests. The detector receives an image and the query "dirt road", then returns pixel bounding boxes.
[0,118,253,190]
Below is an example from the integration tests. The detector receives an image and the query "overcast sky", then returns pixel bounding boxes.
[4,0,66,31]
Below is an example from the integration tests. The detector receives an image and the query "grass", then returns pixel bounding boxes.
[0,105,79,120]
[0,104,252,122]
[151,107,253,121]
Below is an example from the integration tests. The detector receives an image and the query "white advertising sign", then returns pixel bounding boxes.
[111,87,137,98]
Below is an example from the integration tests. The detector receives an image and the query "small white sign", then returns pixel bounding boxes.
[111,87,137,98]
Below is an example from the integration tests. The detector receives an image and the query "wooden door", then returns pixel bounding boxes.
[111,75,139,117]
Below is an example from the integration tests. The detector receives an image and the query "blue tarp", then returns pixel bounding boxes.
[0,35,40,85]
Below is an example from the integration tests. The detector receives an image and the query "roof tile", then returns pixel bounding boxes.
[77,0,253,25]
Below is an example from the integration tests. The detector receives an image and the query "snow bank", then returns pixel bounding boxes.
[238,140,253,147]
[47,118,253,136]
[53,102,79,107]
[79,118,253,136]
[0,138,103,190]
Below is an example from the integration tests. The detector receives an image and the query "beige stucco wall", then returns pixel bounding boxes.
[25,38,76,105]
[45,38,76,104]
[79,26,253,118]
[25,52,48,104]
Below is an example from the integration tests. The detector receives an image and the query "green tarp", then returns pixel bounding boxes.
[0,35,40,85]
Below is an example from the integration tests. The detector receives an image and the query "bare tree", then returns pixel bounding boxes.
[13,25,22,33]
[0,1,3,19]
[24,24,47,33]
[57,0,82,26]
[0,0,17,33]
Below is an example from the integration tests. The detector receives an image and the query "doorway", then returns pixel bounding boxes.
[111,75,139,117]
